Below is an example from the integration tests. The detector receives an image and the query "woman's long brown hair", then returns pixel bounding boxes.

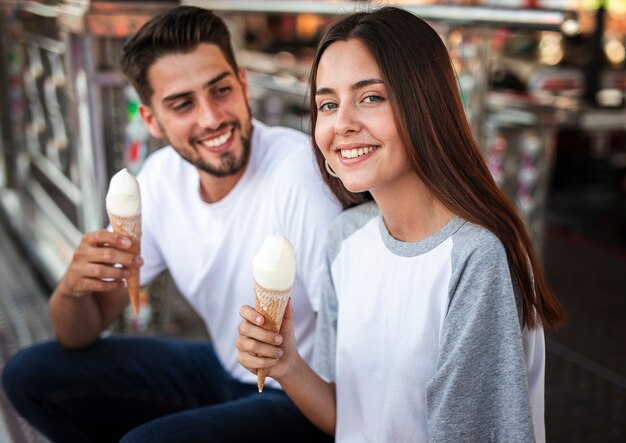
[309,7,564,330]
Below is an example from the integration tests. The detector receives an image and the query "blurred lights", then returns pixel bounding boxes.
[605,37,626,64]
[561,18,580,36]
[539,32,563,66]
[608,0,626,15]
[295,14,321,40]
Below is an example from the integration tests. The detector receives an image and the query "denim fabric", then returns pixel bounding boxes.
[2,337,332,442]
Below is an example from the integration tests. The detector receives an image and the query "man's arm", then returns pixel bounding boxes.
[49,229,142,348]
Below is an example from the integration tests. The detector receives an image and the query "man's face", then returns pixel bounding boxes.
[139,43,252,177]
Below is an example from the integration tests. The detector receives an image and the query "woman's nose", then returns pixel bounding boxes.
[334,103,360,136]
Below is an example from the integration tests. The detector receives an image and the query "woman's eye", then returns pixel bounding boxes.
[363,95,383,104]
[319,102,337,111]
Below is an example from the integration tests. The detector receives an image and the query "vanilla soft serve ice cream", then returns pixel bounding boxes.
[253,235,296,292]
[106,168,142,316]
[252,234,295,392]
[106,168,141,217]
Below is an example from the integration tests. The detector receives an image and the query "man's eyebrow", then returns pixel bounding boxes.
[315,78,384,96]
[205,71,232,88]
[162,71,233,104]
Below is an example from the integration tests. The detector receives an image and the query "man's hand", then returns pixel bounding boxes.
[59,229,143,299]
[49,229,143,348]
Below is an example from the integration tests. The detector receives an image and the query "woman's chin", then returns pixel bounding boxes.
[340,179,369,195]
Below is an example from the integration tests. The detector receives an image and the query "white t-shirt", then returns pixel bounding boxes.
[137,120,341,386]
[314,201,545,442]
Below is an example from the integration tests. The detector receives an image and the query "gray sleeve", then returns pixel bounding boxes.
[425,228,535,442]
[311,201,379,382]
[311,247,338,382]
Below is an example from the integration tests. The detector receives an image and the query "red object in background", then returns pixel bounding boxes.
[128,140,141,163]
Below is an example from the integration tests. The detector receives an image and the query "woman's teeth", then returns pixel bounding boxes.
[202,130,232,148]
[340,146,376,159]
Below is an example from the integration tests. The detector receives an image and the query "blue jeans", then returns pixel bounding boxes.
[2,337,333,442]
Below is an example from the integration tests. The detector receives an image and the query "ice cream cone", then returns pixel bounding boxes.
[108,211,141,316]
[254,281,291,392]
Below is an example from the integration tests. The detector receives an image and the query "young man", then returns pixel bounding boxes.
[2,7,339,442]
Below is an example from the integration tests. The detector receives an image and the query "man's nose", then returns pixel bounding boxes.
[198,99,225,129]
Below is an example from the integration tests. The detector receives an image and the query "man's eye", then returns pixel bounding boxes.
[172,101,191,112]
[214,86,232,97]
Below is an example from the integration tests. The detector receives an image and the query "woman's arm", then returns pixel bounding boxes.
[237,303,336,435]
[426,231,539,442]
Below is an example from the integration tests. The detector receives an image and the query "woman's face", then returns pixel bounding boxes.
[314,39,413,195]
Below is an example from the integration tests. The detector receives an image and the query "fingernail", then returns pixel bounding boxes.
[278,349,283,358]
[256,316,263,325]
[134,257,143,266]
[275,335,282,344]
[121,238,131,247]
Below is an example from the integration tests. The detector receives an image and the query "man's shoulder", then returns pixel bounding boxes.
[253,121,311,165]
[253,120,310,149]
[253,121,319,182]
[139,146,189,178]
[143,145,181,166]
[136,146,191,198]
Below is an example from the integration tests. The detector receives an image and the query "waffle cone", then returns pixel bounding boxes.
[108,211,141,316]
[254,281,291,392]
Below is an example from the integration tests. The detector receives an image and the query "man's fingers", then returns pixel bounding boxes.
[74,243,142,269]
[69,277,125,295]
[81,263,129,281]
[85,229,132,249]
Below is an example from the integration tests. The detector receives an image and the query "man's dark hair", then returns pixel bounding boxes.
[121,6,239,104]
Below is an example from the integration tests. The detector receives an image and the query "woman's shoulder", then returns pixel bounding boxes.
[451,221,507,263]
[325,201,379,258]
[330,201,379,235]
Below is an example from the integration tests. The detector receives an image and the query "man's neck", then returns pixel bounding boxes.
[198,168,246,203]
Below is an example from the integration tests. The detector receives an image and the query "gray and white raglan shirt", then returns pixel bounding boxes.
[313,201,545,443]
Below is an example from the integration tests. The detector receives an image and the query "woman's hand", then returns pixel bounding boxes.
[238,301,337,434]
[236,300,299,382]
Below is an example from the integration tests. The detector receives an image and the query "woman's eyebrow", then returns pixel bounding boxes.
[315,78,384,96]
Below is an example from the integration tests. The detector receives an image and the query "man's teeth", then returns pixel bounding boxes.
[202,130,232,148]
[340,146,376,159]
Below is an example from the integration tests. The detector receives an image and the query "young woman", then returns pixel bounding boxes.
[237,7,564,442]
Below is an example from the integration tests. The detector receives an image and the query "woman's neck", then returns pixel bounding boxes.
[372,175,453,243]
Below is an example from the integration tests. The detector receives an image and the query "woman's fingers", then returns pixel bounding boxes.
[238,305,283,344]
[237,304,286,376]
[236,341,282,373]
[236,334,283,359]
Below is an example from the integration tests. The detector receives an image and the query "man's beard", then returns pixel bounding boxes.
[170,119,252,178]
[191,120,252,177]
